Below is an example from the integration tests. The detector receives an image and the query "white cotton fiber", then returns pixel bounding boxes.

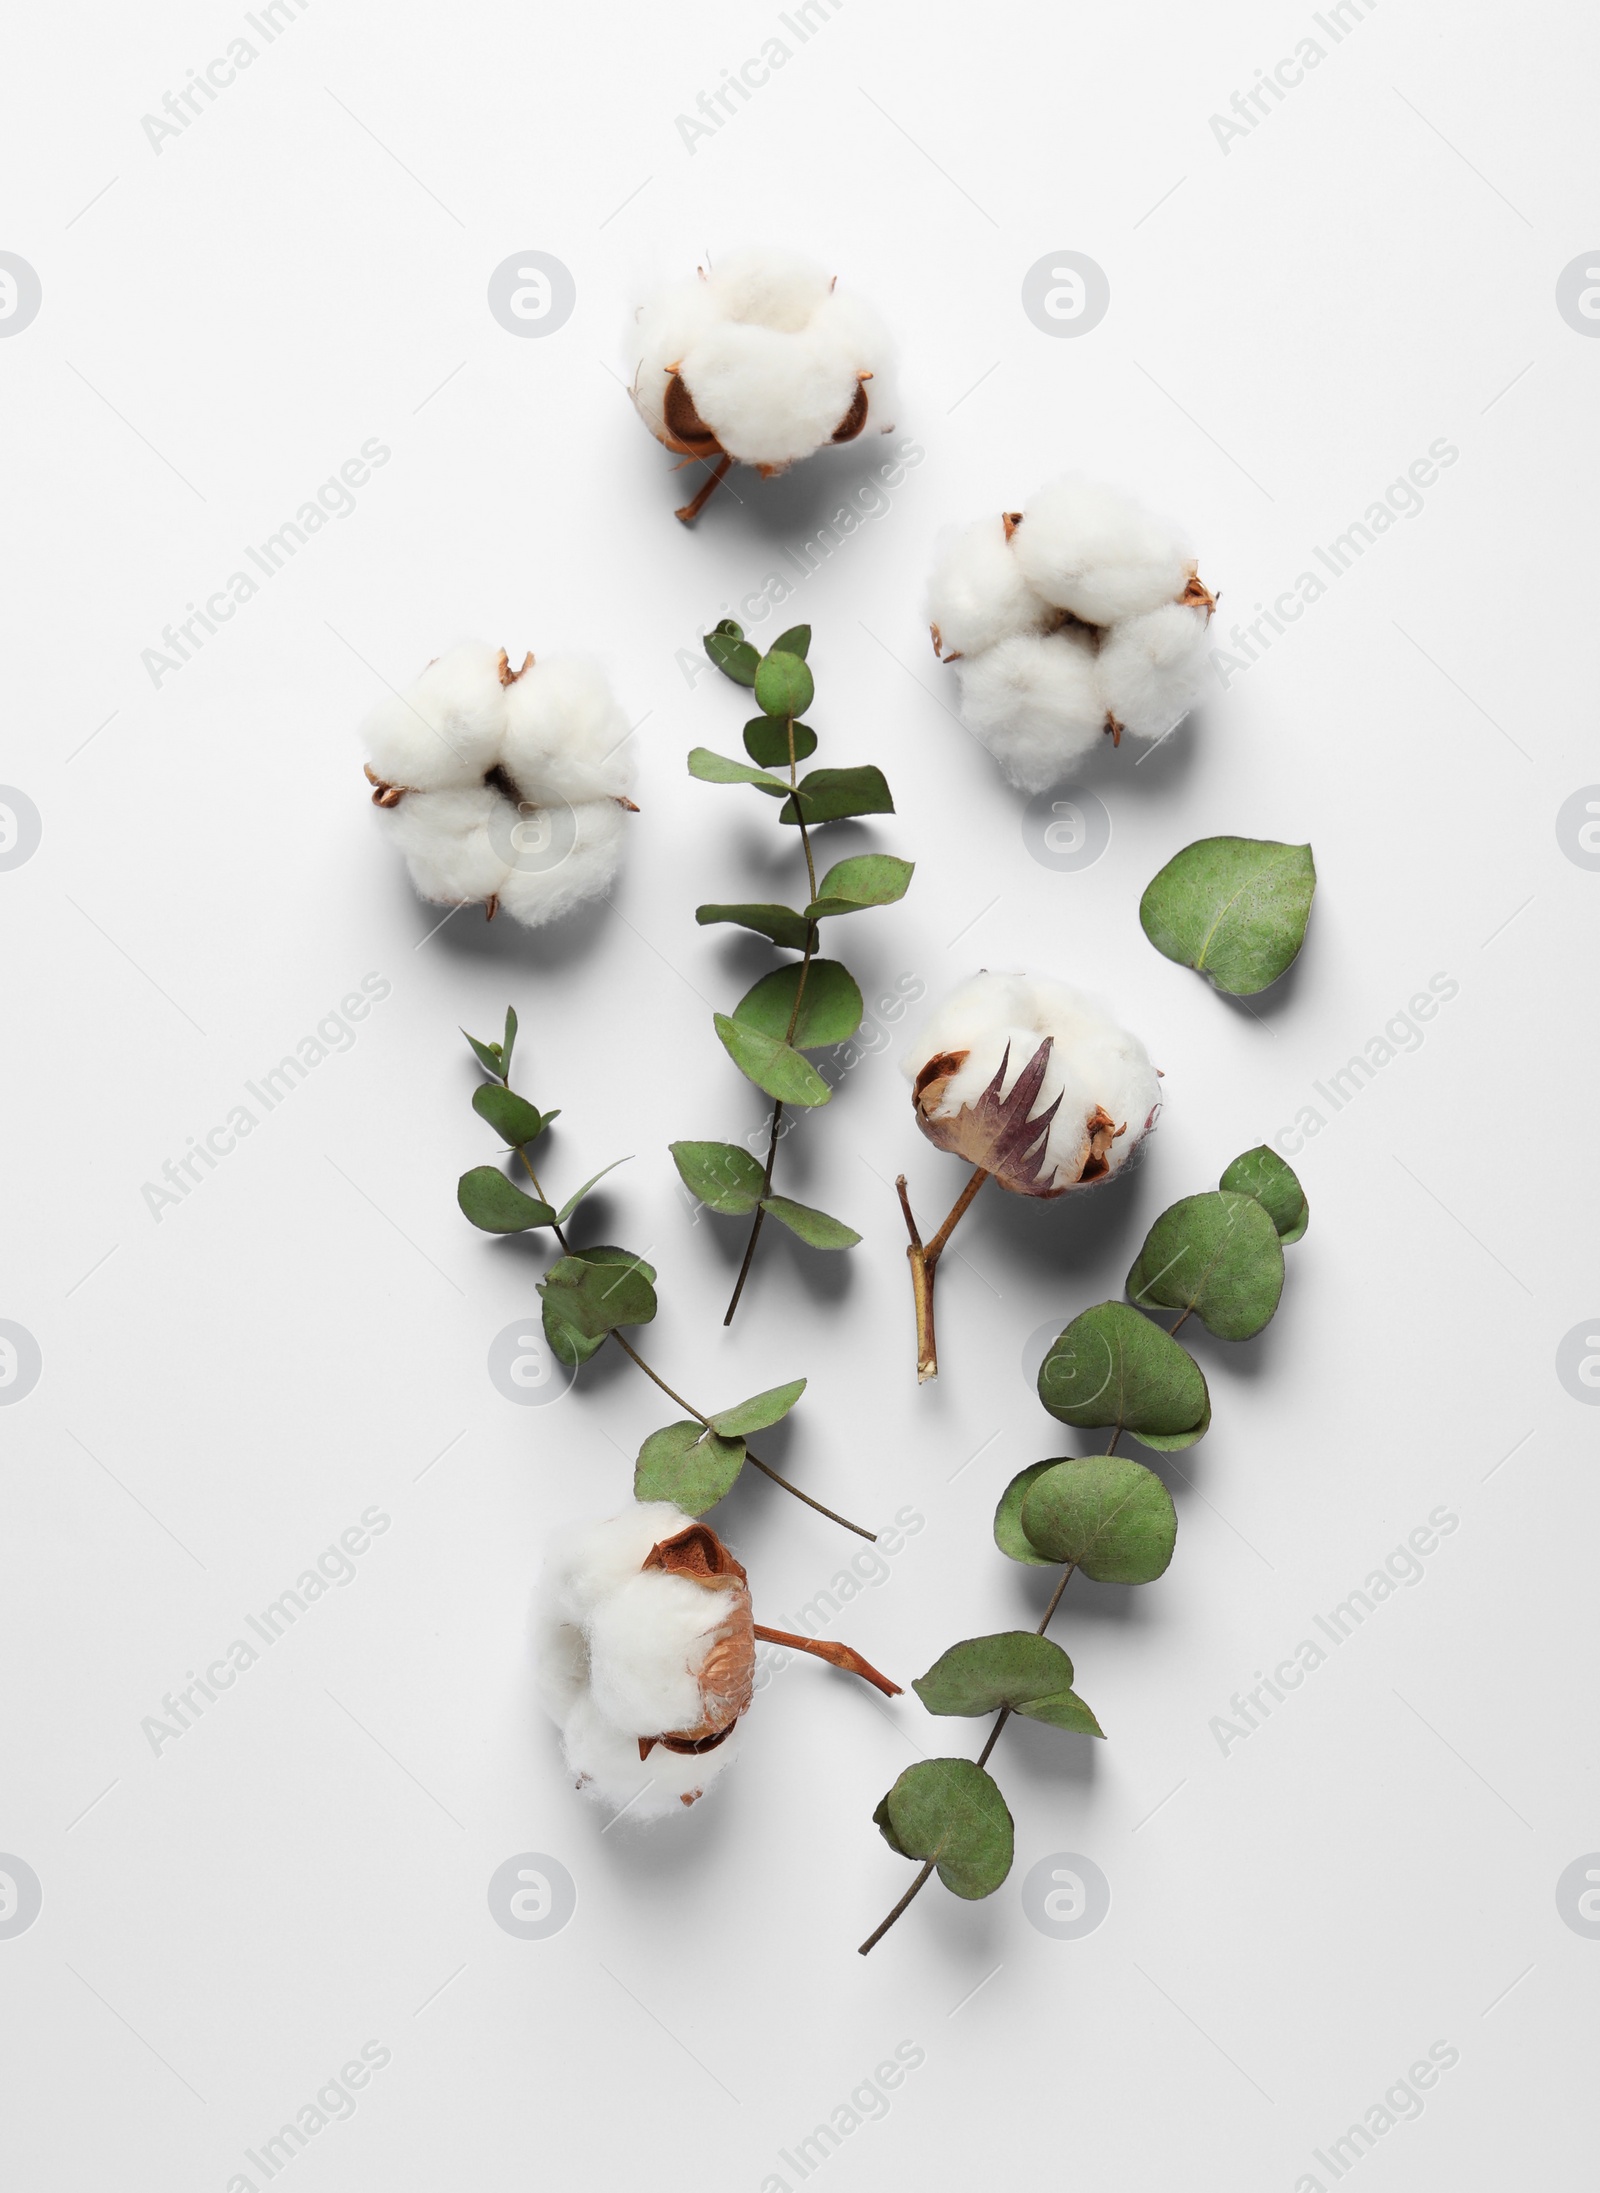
[383,786,511,907]
[1095,602,1210,743]
[494,796,626,929]
[926,516,1055,661]
[587,1571,737,1737]
[904,970,1161,1195]
[1010,477,1196,625]
[955,632,1105,793]
[500,657,635,806]
[681,322,861,468]
[360,641,509,792]
[560,1693,737,1820]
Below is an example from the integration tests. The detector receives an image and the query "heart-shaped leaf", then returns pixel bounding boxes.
[912,1633,1104,1736]
[554,1157,630,1226]
[1220,1144,1309,1243]
[709,1378,806,1438]
[457,1166,556,1233]
[754,649,815,721]
[1140,836,1316,995]
[539,1246,658,1367]
[471,1084,546,1147]
[743,715,818,768]
[694,902,811,951]
[732,960,863,1050]
[713,1015,831,1107]
[779,765,895,828]
[759,1194,860,1249]
[1038,1301,1209,1450]
[806,854,915,920]
[687,747,790,795]
[634,1420,745,1515]
[1127,1189,1285,1340]
[1019,1455,1178,1584]
[874,1759,1014,1900]
[993,1461,1059,1567]
[670,1140,766,1215]
[704,627,759,685]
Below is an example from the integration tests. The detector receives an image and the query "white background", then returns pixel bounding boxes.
[3,2,1597,2186]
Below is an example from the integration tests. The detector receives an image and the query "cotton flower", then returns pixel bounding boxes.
[360,641,636,928]
[630,246,895,522]
[926,480,1215,791]
[537,1502,902,1820]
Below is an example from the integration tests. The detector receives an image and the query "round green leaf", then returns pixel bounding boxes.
[779,765,894,828]
[759,1194,860,1250]
[806,854,915,920]
[876,1759,1014,1900]
[703,628,759,685]
[538,1246,658,1366]
[744,716,818,767]
[457,1166,556,1233]
[732,960,863,1050]
[670,1140,765,1215]
[634,1420,746,1515]
[1020,1456,1177,1584]
[712,1014,831,1107]
[1038,1301,1209,1450]
[1126,1190,1285,1341]
[912,1633,1104,1736]
[709,1378,806,1438]
[1140,836,1316,995]
[754,649,815,721]
[993,1462,1059,1566]
[1221,1144,1309,1243]
[471,1084,546,1147]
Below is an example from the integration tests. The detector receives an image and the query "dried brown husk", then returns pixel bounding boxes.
[637,1523,755,1763]
[912,1037,1126,1198]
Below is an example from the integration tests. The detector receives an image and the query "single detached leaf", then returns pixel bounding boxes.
[1020,1456,1178,1585]
[471,1084,546,1147]
[1127,1190,1285,1341]
[912,1633,1104,1738]
[780,765,895,828]
[539,1245,658,1367]
[704,627,759,685]
[759,1194,861,1249]
[694,902,812,951]
[993,1461,1059,1567]
[713,1015,831,1107]
[806,854,915,921]
[743,715,818,768]
[709,1378,806,1438]
[754,649,815,721]
[462,1028,503,1078]
[1140,836,1316,996]
[770,624,811,659]
[457,1166,556,1233]
[731,960,863,1050]
[686,747,789,795]
[1220,1144,1309,1243]
[1038,1300,1210,1451]
[501,1006,518,1080]
[876,1759,1014,1900]
[554,1157,630,1226]
[634,1420,745,1515]
[670,1140,766,1215]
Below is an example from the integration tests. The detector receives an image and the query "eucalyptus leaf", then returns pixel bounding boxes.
[709,1378,806,1438]
[694,902,812,951]
[686,748,790,795]
[759,1194,861,1249]
[1221,1144,1309,1243]
[1140,836,1316,995]
[1126,1190,1285,1341]
[1037,1300,1210,1451]
[754,649,815,721]
[501,1006,518,1080]
[874,1759,1014,1900]
[731,960,863,1050]
[704,628,759,685]
[1019,1455,1178,1584]
[670,1140,766,1215]
[554,1157,630,1226]
[912,1633,1104,1737]
[993,1461,1059,1567]
[471,1084,546,1147]
[713,1015,831,1107]
[806,854,915,920]
[633,1420,745,1515]
[770,624,811,659]
[779,765,895,828]
[538,1246,658,1368]
[463,1028,503,1078]
[456,1166,556,1234]
[743,716,818,768]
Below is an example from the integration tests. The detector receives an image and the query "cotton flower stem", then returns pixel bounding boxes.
[858,1435,1114,1955]
[751,1626,903,1697]
[896,1167,989,1384]
[675,453,732,524]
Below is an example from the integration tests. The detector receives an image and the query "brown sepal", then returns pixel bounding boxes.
[1002,511,1023,541]
[914,1038,1064,1198]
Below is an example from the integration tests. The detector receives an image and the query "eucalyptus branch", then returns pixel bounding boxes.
[456,1007,875,1543]
[671,621,915,1321]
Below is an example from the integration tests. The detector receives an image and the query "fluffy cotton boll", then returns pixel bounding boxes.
[500,657,635,806]
[1011,478,1195,626]
[954,631,1106,793]
[680,321,861,468]
[560,1693,738,1820]
[382,786,512,907]
[494,796,625,929]
[1096,602,1210,743]
[707,244,833,330]
[544,1501,687,1626]
[630,276,728,444]
[927,516,1057,661]
[361,641,509,793]
[904,970,1162,1195]
[587,1571,739,1737]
